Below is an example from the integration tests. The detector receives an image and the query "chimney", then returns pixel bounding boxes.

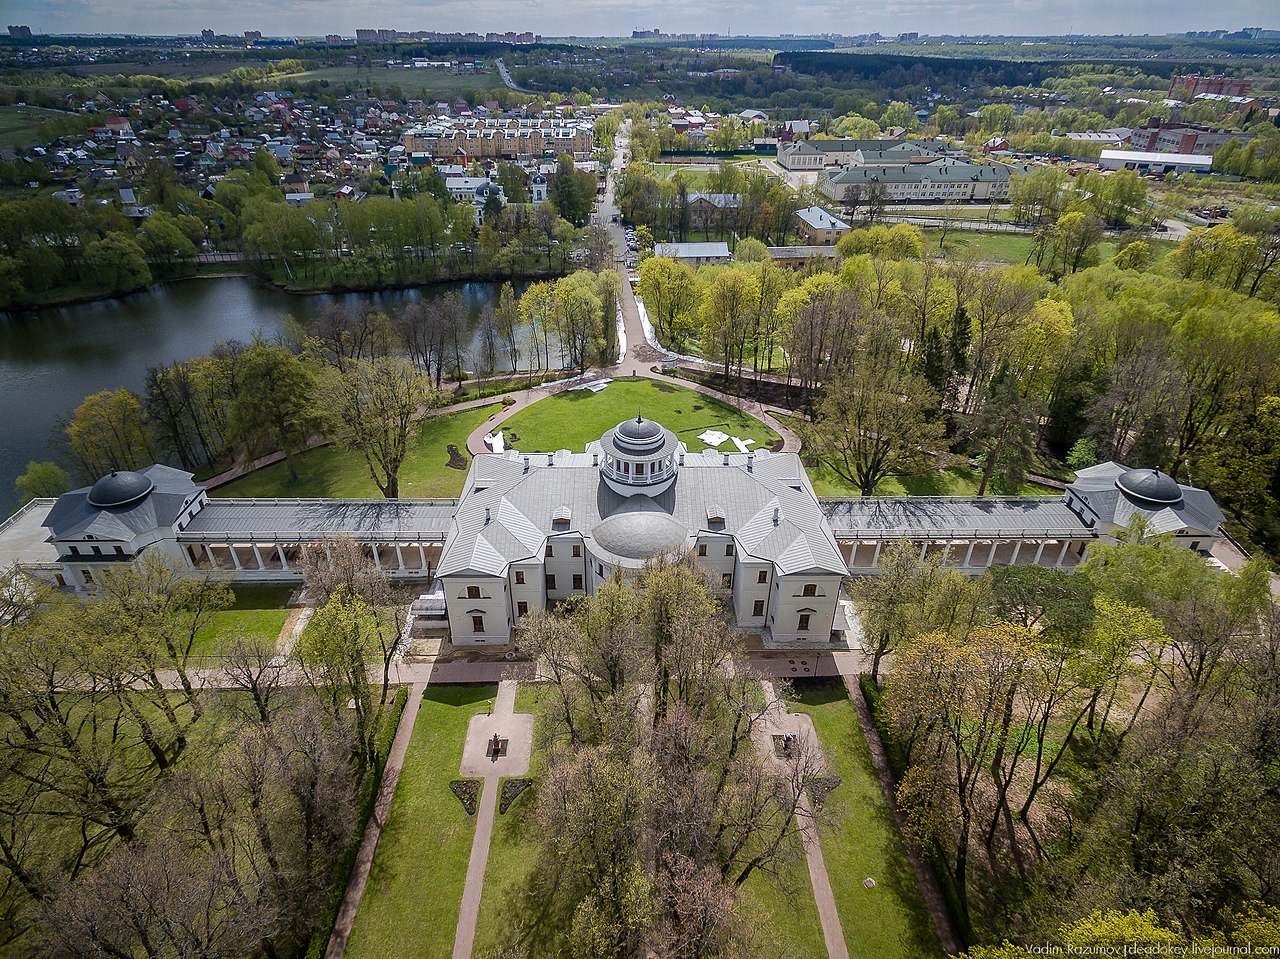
[523,455,530,473]
[722,452,730,466]
[773,506,780,526]
[484,507,491,525]
[547,453,554,466]
[592,452,598,466]
[678,451,685,466]
[747,453,754,472]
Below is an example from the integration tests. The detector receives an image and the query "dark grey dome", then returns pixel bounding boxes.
[1116,468,1183,505]
[87,470,154,509]
[591,507,690,565]
[611,416,667,455]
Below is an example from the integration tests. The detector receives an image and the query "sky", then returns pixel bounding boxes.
[2,0,1273,41]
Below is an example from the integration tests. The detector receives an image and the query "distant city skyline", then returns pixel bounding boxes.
[4,0,1276,43]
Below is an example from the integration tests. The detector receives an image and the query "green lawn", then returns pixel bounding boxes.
[211,404,500,499]
[345,684,498,959]
[189,585,294,659]
[927,229,1037,264]
[788,678,942,959]
[738,836,829,959]
[288,65,500,95]
[499,378,782,453]
[0,104,75,149]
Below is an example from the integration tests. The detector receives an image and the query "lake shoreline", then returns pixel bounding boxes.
[2,262,570,318]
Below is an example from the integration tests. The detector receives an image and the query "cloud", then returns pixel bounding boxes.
[1,0,1265,39]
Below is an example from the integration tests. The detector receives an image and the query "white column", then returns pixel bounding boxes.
[1033,542,1046,565]
[964,541,976,568]
[229,545,242,571]
[1009,541,1022,565]
[371,544,382,569]
[919,541,929,561]
[278,545,290,571]
[418,544,427,571]
[871,541,883,566]
[251,544,265,570]
[1056,541,1070,566]
[395,544,405,571]
[205,544,220,570]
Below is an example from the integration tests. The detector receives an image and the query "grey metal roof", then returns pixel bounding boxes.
[438,446,847,578]
[653,242,732,259]
[180,498,458,542]
[1068,461,1223,536]
[825,161,1011,185]
[819,497,1091,541]
[44,464,201,541]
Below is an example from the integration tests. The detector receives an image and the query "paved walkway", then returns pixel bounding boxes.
[757,680,850,959]
[452,678,530,959]
[324,681,427,959]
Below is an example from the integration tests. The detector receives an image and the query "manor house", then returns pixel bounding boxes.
[0,418,1224,648]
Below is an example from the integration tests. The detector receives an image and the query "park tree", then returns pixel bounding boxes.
[554,270,605,374]
[805,330,948,496]
[83,233,151,293]
[14,460,70,504]
[64,388,155,479]
[637,256,702,349]
[319,356,439,499]
[700,268,760,382]
[227,340,318,483]
[964,368,1040,495]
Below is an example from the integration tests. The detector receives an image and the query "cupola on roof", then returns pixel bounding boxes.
[87,470,155,509]
[1116,468,1183,505]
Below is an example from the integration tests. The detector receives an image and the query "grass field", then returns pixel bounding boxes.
[289,65,499,96]
[211,403,500,499]
[788,678,943,959]
[189,585,293,659]
[345,684,498,959]
[0,104,75,149]
[498,378,781,454]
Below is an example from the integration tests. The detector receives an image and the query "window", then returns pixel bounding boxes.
[572,544,582,558]
[753,600,765,617]
[515,570,525,585]
[70,545,80,556]
[83,570,94,585]
[721,573,732,588]
[697,544,707,557]
[572,574,584,590]
[467,585,481,599]
[798,613,811,632]
[802,584,817,597]
[517,601,528,616]
[113,545,123,556]
[91,545,101,556]
[472,615,485,633]
[725,544,734,557]
[545,574,556,590]
[757,570,768,584]
[597,564,604,576]
[545,544,554,557]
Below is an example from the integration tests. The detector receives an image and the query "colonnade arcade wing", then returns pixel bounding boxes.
[0,420,1224,647]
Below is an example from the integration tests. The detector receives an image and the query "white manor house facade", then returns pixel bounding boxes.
[0,417,1225,647]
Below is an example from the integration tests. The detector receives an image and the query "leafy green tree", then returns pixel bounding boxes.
[84,233,151,293]
[227,341,318,484]
[14,461,70,504]
[64,388,154,479]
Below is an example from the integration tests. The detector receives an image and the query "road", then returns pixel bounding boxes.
[494,59,531,93]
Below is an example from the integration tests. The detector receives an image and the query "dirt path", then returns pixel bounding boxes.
[758,680,850,959]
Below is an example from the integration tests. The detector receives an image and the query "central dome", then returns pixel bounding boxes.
[599,416,681,497]
[87,470,154,509]
[590,505,692,567]
[1116,468,1183,505]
